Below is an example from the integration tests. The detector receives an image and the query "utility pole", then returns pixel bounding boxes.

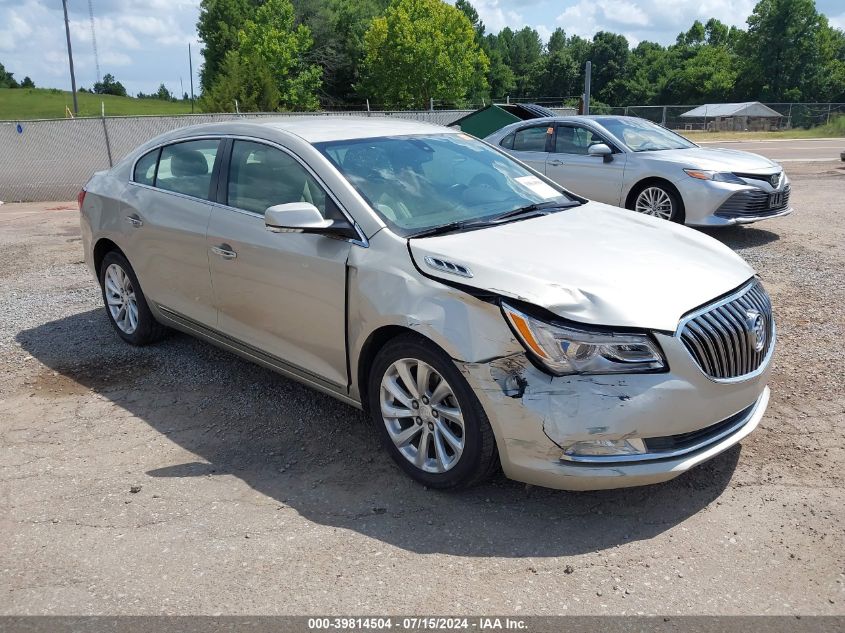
[583,61,592,116]
[188,43,195,113]
[62,0,79,115]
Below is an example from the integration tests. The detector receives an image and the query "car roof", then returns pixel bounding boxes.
[153,116,456,145]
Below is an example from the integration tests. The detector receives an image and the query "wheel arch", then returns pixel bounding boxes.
[355,325,438,414]
[93,237,126,276]
[625,176,686,221]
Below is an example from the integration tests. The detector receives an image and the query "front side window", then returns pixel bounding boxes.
[316,133,574,236]
[511,126,550,152]
[595,117,696,152]
[227,140,339,218]
[554,125,603,155]
[133,149,158,185]
[156,139,219,200]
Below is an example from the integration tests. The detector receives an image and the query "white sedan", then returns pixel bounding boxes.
[486,115,793,226]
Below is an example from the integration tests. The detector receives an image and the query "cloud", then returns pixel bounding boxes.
[555,0,756,44]
[0,0,200,95]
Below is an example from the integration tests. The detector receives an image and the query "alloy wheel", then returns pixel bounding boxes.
[635,186,674,220]
[379,358,465,473]
[104,263,139,334]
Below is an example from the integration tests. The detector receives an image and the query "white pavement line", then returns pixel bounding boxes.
[773,158,840,162]
[698,137,844,144]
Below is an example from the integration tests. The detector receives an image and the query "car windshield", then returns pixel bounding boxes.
[595,117,697,152]
[315,133,575,237]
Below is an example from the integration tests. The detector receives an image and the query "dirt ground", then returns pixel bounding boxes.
[1,162,843,615]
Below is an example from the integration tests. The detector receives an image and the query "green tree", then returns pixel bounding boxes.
[93,73,127,97]
[483,33,515,99]
[508,27,543,97]
[537,29,579,98]
[20,76,35,89]
[738,0,827,101]
[236,0,322,109]
[589,31,630,104]
[293,0,389,104]
[0,62,19,88]
[197,0,262,92]
[200,50,280,111]
[359,0,489,109]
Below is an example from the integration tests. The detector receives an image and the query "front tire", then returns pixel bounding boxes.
[99,251,167,345]
[368,334,499,489]
[629,182,685,223]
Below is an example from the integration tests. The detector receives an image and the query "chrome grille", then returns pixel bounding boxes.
[679,281,774,380]
[716,185,790,218]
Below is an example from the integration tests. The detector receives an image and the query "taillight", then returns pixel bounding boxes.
[77,189,86,211]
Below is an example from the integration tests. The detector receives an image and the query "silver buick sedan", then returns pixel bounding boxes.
[486,115,793,226]
[79,117,774,491]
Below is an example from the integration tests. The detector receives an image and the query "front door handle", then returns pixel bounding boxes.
[125,215,143,228]
[548,159,564,167]
[211,244,237,260]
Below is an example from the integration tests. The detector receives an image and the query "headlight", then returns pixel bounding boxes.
[501,302,666,376]
[683,169,745,184]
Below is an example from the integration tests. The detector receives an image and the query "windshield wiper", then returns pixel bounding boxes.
[488,200,581,223]
[408,200,581,239]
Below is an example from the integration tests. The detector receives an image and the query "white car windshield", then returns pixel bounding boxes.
[596,117,697,152]
[316,133,576,237]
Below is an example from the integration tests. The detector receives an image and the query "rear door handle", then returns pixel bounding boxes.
[125,215,143,227]
[548,159,564,167]
[211,244,237,260]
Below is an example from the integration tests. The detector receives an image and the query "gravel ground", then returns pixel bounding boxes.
[0,162,843,615]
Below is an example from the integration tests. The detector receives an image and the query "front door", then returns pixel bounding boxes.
[207,139,352,389]
[544,124,627,204]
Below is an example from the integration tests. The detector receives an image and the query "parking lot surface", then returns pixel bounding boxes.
[698,137,843,162]
[1,161,843,615]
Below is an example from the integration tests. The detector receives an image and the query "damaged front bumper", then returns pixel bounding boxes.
[460,332,772,491]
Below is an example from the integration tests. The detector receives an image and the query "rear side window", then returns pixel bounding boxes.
[512,126,549,152]
[156,139,219,200]
[133,149,158,185]
[499,133,514,149]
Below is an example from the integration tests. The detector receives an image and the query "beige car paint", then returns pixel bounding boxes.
[81,117,773,491]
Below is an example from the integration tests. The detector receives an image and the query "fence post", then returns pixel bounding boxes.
[100,101,113,168]
[827,103,832,125]
[661,105,667,127]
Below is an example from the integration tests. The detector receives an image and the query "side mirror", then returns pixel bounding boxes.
[265,202,358,239]
[588,143,613,163]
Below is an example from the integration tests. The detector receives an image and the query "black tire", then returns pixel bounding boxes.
[628,181,686,224]
[99,251,167,345]
[368,333,499,489]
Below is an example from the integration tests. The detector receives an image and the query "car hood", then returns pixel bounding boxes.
[408,203,755,332]
[641,147,780,172]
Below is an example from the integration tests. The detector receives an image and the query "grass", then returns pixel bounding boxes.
[679,117,845,141]
[0,88,196,120]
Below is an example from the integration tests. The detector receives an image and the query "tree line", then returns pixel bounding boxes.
[196,0,845,112]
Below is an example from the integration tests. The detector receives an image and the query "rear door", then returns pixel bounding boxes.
[124,138,220,326]
[544,124,627,204]
[206,139,352,389]
[499,124,553,173]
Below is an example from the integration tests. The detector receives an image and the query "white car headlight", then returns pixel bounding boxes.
[501,302,666,376]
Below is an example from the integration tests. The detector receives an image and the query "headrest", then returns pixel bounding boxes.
[171,150,209,177]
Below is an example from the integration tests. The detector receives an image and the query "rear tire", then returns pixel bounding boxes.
[368,334,499,489]
[99,251,167,346]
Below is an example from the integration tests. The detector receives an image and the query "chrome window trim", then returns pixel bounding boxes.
[674,278,776,384]
[128,133,369,248]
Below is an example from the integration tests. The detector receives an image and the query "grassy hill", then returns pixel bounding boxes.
[0,88,196,120]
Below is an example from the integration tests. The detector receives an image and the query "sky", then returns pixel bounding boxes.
[0,0,843,98]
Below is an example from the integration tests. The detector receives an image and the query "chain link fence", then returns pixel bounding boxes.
[2,103,842,201]
[0,110,479,202]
